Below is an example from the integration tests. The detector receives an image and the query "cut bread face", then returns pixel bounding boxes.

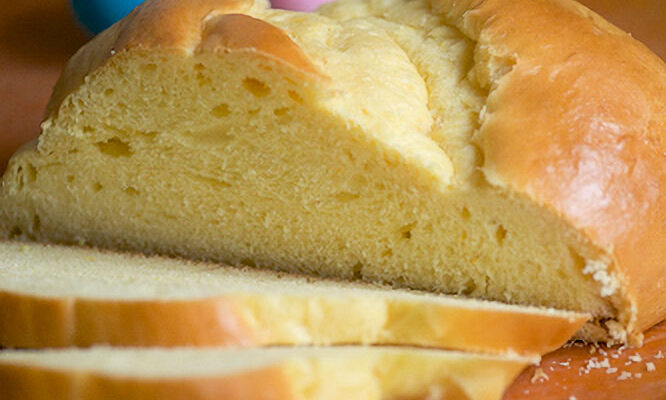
[1,0,664,343]
[0,241,587,354]
[0,346,534,400]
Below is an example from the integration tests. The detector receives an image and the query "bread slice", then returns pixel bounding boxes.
[0,241,586,353]
[1,0,663,343]
[0,346,534,400]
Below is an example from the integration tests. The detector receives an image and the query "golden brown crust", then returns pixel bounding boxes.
[0,363,293,400]
[0,292,72,348]
[84,368,293,400]
[0,288,587,355]
[435,0,666,337]
[44,0,320,121]
[0,347,531,400]
[198,14,319,75]
[0,291,257,348]
[409,306,587,356]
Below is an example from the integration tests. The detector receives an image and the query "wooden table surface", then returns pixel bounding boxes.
[1,1,664,399]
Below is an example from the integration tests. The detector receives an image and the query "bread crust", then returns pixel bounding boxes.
[0,362,293,400]
[0,347,530,400]
[433,0,666,338]
[0,287,587,355]
[198,14,319,76]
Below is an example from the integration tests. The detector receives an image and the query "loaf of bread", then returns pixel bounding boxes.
[0,346,533,400]
[0,241,586,353]
[0,0,663,344]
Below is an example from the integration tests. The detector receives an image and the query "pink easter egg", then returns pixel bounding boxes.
[271,0,334,12]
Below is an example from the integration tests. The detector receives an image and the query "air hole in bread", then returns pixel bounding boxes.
[333,192,360,202]
[93,182,103,192]
[460,277,477,295]
[568,247,586,271]
[9,226,23,239]
[399,222,417,240]
[123,187,140,196]
[142,63,157,72]
[32,214,41,234]
[381,248,393,258]
[288,90,303,104]
[470,143,485,168]
[16,163,37,190]
[343,149,355,163]
[461,207,471,219]
[248,108,261,115]
[240,258,257,268]
[242,78,270,97]
[496,225,507,245]
[351,262,363,280]
[211,104,231,118]
[193,64,210,86]
[103,88,114,97]
[67,175,75,183]
[196,72,212,87]
[95,138,133,158]
[83,126,95,134]
[15,166,23,190]
[273,107,289,116]
[25,163,37,184]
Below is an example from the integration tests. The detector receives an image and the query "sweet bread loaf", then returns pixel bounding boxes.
[1,0,663,343]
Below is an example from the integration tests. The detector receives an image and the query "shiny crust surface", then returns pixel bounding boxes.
[0,363,293,400]
[435,0,666,335]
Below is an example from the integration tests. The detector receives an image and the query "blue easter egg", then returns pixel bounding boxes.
[71,0,144,34]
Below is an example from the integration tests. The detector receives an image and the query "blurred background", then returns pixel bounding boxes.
[0,0,664,171]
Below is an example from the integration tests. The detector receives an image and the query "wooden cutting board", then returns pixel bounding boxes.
[1,1,664,399]
[505,321,666,399]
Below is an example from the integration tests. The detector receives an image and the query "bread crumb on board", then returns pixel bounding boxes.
[617,371,632,381]
[531,368,549,383]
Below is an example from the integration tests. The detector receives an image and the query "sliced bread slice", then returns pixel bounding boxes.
[0,241,587,354]
[0,346,534,400]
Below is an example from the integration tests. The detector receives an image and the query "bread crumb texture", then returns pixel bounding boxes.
[0,0,664,343]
